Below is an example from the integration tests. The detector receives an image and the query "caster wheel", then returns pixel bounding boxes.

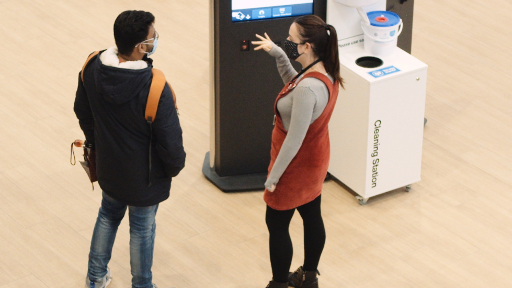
[356,196,368,205]
[405,185,412,192]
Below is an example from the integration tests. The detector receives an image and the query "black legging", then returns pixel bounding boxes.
[266,195,326,283]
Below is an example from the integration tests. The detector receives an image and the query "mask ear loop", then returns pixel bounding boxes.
[303,41,321,58]
[134,32,157,51]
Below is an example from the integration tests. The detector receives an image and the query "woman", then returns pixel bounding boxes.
[252,15,343,288]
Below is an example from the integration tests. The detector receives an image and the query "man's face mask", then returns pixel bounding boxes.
[138,31,159,56]
[283,39,304,61]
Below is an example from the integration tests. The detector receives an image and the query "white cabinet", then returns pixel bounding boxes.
[328,46,428,204]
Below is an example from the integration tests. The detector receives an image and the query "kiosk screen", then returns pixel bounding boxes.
[232,0,314,22]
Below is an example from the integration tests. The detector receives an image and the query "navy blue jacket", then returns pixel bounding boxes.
[74,52,186,206]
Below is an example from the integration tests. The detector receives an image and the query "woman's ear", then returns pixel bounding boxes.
[305,42,313,53]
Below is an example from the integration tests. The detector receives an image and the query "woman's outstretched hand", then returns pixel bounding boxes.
[252,33,273,52]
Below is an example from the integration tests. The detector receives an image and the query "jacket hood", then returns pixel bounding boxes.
[93,50,154,105]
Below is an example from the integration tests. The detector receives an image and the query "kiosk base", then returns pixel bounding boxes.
[202,152,267,192]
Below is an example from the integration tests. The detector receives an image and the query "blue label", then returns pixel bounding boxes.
[369,66,400,78]
[252,8,272,19]
[273,6,292,17]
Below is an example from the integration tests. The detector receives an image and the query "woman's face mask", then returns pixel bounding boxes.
[283,40,304,61]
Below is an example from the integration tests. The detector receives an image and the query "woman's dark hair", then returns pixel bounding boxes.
[294,15,344,88]
[114,10,155,56]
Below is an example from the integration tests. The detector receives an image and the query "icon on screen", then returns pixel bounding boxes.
[272,6,292,17]
[232,11,245,20]
[252,8,271,19]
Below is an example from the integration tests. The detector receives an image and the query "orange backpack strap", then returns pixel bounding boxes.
[81,51,100,83]
[145,69,178,122]
[145,69,166,122]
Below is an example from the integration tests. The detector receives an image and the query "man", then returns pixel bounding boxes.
[74,10,186,288]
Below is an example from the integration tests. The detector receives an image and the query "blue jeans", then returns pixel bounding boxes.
[88,192,159,288]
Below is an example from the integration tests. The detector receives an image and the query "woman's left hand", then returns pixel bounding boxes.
[265,178,277,192]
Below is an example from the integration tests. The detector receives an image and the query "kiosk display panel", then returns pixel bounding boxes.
[232,0,314,22]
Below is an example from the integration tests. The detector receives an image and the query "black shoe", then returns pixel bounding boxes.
[288,266,320,288]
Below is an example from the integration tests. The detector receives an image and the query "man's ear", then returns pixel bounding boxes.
[137,43,146,54]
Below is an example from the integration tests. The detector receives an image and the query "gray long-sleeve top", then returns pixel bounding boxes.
[265,43,333,190]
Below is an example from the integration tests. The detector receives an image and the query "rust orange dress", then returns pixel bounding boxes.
[264,72,339,210]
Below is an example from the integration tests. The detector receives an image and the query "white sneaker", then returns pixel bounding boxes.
[85,267,112,288]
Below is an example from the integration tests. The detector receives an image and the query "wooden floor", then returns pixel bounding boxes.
[0,0,511,287]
